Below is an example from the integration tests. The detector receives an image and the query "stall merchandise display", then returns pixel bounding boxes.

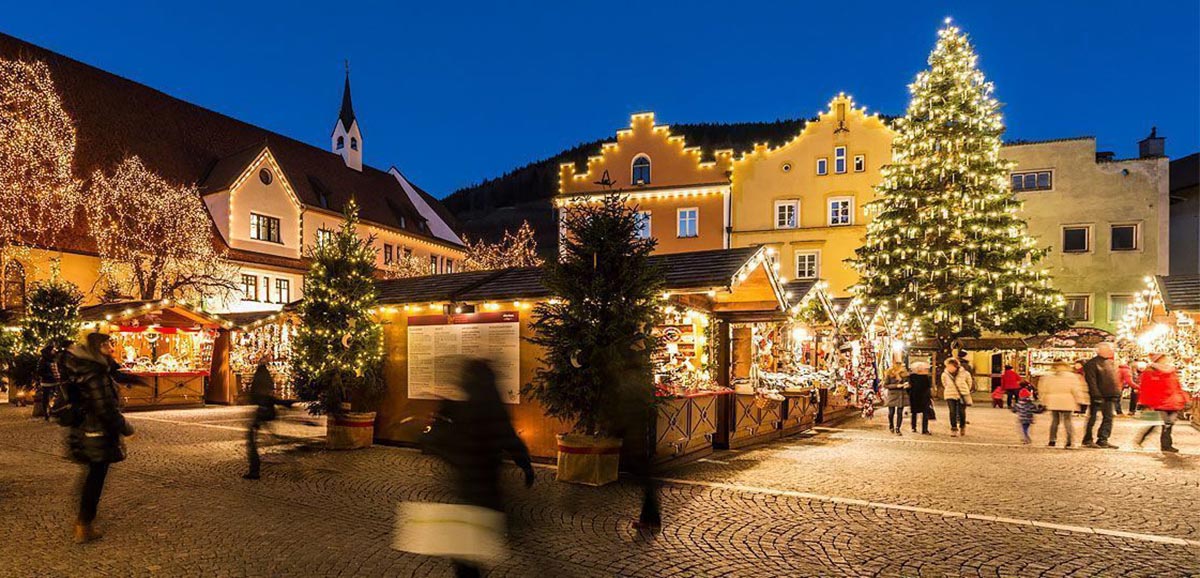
[1027,347,1094,376]
[231,318,298,399]
[109,326,215,375]
[654,305,722,397]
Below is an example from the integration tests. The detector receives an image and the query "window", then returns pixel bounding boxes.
[2,261,25,312]
[242,274,258,301]
[1109,294,1135,323]
[816,158,828,176]
[1062,226,1090,253]
[403,247,413,259]
[430,255,439,274]
[853,155,865,172]
[446,259,454,274]
[828,198,853,226]
[259,168,272,185]
[632,155,651,185]
[795,251,820,280]
[275,279,290,304]
[677,207,698,238]
[336,136,344,150]
[384,244,394,264]
[1111,224,1139,251]
[635,211,652,239]
[834,147,847,174]
[249,213,281,243]
[261,277,271,304]
[1011,170,1053,192]
[774,200,799,229]
[1064,294,1091,322]
[316,229,334,247]
[350,137,358,151]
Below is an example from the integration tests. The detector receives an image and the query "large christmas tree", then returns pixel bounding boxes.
[853,20,1067,347]
[293,200,384,414]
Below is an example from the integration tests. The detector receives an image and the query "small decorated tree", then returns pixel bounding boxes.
[525,195,662,435]
[293,200,384,415]
[852,20,1068,356]
[20,277,83,353]
[461,221,543,272]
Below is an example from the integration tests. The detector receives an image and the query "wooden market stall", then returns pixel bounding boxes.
[78,301,232,410]
[1127,275,1200,426]
[371,247,793,466]
[215,309,300,404]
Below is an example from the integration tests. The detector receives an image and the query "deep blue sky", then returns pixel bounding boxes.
[4,1,1197,197]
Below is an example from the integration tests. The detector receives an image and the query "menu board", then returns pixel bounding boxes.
[407,312,521,403]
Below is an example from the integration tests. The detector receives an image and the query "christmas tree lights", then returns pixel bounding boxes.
[87,156,238,302]
[0,58,82,308]
[852,20,1068,348]
[293,200,384,414]
[461,221,543,272]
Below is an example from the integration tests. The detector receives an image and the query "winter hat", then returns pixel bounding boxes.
[1018,388,1032,399]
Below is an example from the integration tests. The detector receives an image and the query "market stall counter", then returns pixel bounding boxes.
[78,301,233,410]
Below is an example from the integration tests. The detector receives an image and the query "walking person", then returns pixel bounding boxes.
[1081,343,1121,449]
[61,333,143,544]
[36,341,67,421]
[941,358,973,437]
[1000,364,1022,409]
[1011,388,1037,444]
[244,354,281,480]
[419,358,535,577]
[1039,362,1089,448]
[907,362,933,435]
[1134,353,1188,453]
[882,366,909,435]
[1120,361,1140,416]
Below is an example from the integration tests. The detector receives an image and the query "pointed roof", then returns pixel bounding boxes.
[338,68,356,130]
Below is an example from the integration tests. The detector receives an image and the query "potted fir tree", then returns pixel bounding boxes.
[525,195,663,485]
[293,201,385,449]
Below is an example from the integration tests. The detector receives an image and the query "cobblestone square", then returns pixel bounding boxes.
[1,404,1197,577]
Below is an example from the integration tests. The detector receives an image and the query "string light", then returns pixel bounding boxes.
[459,221,543,272]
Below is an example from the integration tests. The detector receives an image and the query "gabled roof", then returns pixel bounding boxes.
[375,247,773,305]
[0,32,460,248]
[79,300,231,328]
[1157,275,1200,312]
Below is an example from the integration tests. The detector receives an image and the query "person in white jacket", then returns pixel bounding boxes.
[1038,361,1090,448]
[941,358,974,437]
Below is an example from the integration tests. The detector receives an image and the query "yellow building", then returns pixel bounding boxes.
[558,113,733,254]
[730,95,894,295]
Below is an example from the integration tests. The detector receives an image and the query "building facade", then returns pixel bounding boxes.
[730,95,894,295]
[1168,152,1200,276]
[0,33,463,316]
[557,113,733,254]
[1000,134,1170,332]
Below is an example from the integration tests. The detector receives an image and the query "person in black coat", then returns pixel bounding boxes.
[425,358,534,578]
[35,340,67,421]
[244,355,281,480]
[61,333,142,544]
[907,361,933,435]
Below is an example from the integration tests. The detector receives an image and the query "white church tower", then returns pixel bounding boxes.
[331,65,363,171]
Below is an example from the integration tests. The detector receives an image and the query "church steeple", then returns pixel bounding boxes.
[331,61,363,171]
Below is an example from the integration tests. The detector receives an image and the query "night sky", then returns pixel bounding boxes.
[3,0,1197,197]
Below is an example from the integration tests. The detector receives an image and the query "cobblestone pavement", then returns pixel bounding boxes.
[0,403,1197,577]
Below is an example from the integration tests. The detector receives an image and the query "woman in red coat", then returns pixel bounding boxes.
[1000,365,1022,408]
[1135,353,1189,453]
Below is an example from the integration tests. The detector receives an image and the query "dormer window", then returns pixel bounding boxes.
[350,137,358,151]
[632,155,651,185]
[336,136,345,150]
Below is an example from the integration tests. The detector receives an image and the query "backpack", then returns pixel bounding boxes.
[50,378,83,427]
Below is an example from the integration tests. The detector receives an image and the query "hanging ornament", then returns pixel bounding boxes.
[569,349,583,368]
[341,333,353,349]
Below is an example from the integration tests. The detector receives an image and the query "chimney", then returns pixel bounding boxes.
[1095,151,1115,162]
[1139,127,1165,159]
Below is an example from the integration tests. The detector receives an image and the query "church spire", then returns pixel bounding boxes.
[331,60,362,171]
[339,60,356,131]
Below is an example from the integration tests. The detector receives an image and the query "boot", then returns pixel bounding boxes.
[73,520,103,544]
[1161,425,1178,453]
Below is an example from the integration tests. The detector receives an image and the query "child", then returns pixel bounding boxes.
[991,385,1005,408]
[1012,388,1036,444]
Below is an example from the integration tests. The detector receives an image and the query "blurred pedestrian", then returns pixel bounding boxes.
[991,385,1005,408]
[1039,361,1089,448]
[1012,388,1036,444]
[61,333,142,544]
[907,362,933,435]
[244,353,281,480]
[36,341,66,421]
[1000,364,1022,408]
[1134,353,1188,454]
[941,358,973,437]
[882,365,909,435]
[1081,343,1120,449]
[420,358,534,577]
[1116,361,1137,416]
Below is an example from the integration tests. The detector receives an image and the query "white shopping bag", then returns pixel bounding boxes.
[392,502,507,566]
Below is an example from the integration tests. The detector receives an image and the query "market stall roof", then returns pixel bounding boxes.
[1157,275,1200,312]
[79,300,232,329]
[222,307,299,331]
[375,247,787,312]
[910,337,1035,351]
